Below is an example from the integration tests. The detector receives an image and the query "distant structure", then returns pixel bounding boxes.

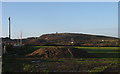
[8,17,11,39]
[56,32,58,34]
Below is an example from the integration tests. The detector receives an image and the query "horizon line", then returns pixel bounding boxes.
[1,32,119,39]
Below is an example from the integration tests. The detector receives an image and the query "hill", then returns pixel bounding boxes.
[24,33,118,46]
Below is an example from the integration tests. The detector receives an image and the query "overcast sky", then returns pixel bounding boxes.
[2,2,118,39]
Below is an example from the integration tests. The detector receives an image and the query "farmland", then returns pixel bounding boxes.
[2,46,120,73]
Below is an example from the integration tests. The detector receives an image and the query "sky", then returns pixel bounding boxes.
[2,2,118,39]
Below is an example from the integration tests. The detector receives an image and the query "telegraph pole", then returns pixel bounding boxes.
[8,17,11,39]
[20,31,22,46]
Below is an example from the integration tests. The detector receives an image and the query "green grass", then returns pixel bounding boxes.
[75,47,119,58]
[76,47,119,49]
[75,47,119,53]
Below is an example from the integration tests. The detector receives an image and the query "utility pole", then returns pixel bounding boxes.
[8,17,11,39]
[20,31,22,46]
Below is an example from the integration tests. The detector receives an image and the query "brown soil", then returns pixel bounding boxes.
[26,47,93,58]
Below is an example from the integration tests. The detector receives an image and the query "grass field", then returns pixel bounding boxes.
[76,47,119,53]
[2,46,120,73]
[76,47,119,58]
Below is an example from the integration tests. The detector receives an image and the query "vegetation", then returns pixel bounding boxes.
[2,57,119,73]
[25,33,118,46]
[2,46,120,73]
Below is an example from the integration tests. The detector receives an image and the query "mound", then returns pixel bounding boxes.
[26,47,93,58]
